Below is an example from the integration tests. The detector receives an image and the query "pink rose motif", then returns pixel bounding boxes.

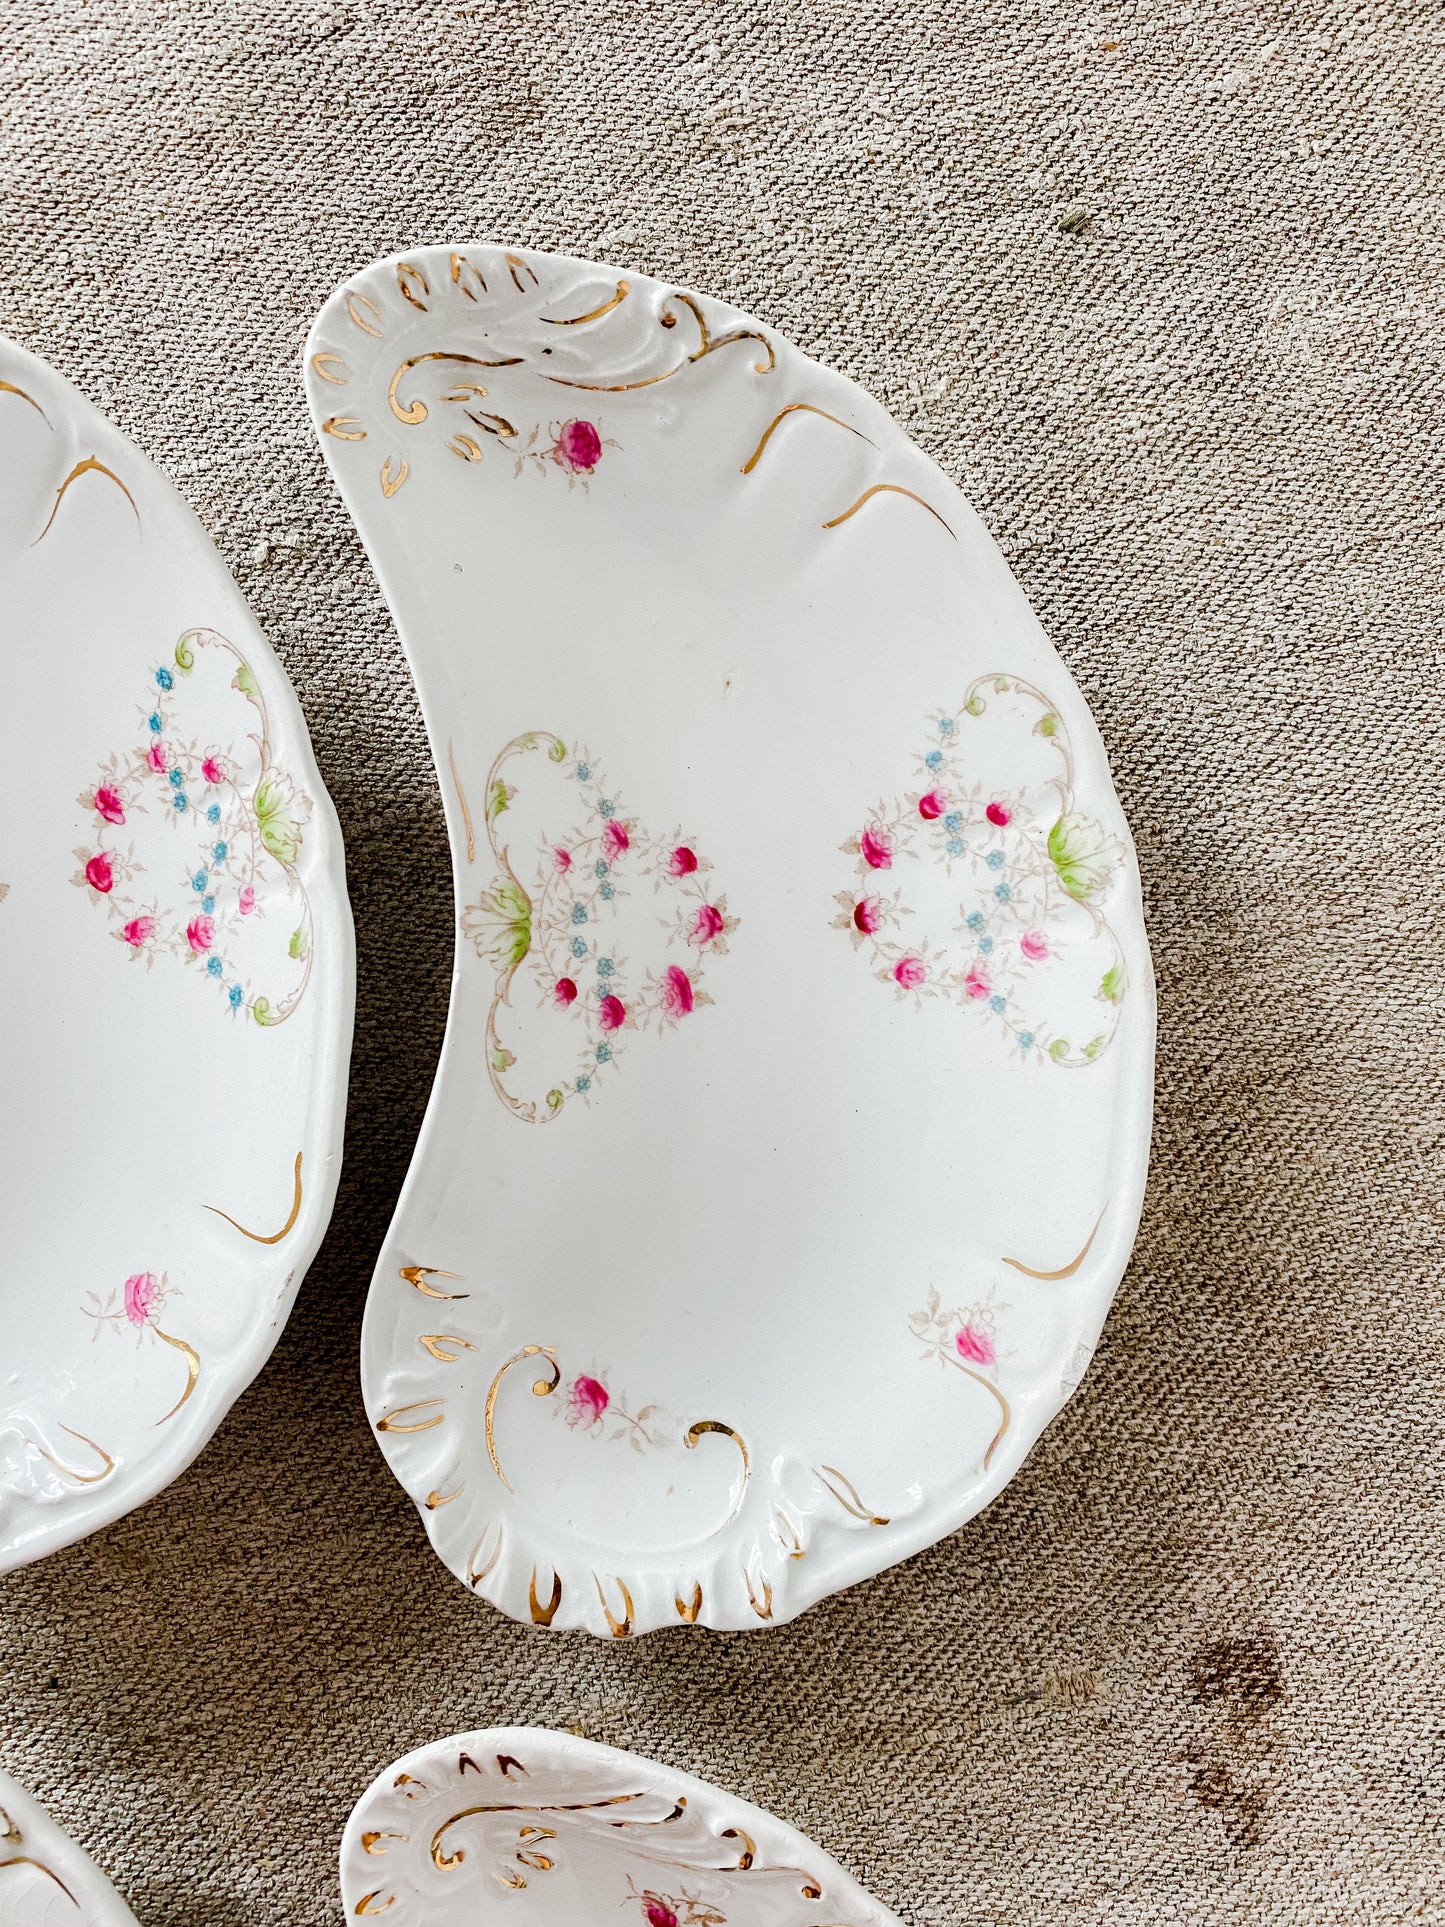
[238,885,256,916]
[84,852,114,894]
[122,915,155,948]
[986,801,1012,828]
[643,1904,679,1927]
[860,826,893,870]
[1020,929,1049,962]
[146,741,167,773]
[567,1374,610,1429]
[123,1271,159,1327]
[554,845,573,873]
[918,790,946,821]
[602,819,630,862]
[691,903,724,946]
[597,993,626,1033]
[201,756,224,785]
[186,914,215,953]
[94,785,125,825]
[956,1324,996,1367]
[660,963,694,1018]
[963,965,990,1000]
[894,954,927,988]
[553,418,604,473]
[554,977,578,1007]
[853,898,882,935]
[668,845,698,877]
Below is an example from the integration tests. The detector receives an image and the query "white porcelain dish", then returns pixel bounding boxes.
[307,246,1154,1636]
[340,1726,899,1925]
[0,338,354,1571]
[0,1767,139,1926]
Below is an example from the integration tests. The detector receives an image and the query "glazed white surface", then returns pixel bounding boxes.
[0,1768,139,1926]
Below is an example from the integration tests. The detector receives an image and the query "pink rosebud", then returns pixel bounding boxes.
[123,1271,159,1327]
[963,965,990,1000]
[860,826,893,870]
[554,976,578,1007]
[123,915,155,948]
[94,784,125,824]
[691,903,724,945]
[555,418,604,473]
[894,954,926,988]
[597,993,626,1033]
[554,845,573,873]
[186,914,215,953]
[644,1904,678,1927]
[853,898,881,936]
[986,801,1011,828]
[146,741,167,772]
[918,790,946,821]
[84,852,114,893]
[238,886,256,916]
[602,819,630,862]
[668,845,698,877]
[956,1324,996,1367]
[201,756,224,785]
[567,1374,610,1428]
[660,963,694,1018]
[1020,929,1049,962]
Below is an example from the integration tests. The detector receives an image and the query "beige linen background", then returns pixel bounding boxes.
[3,2,1443,1921]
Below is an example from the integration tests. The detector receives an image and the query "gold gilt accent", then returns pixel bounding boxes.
[815,1464,890,1526]
[207,1150,303,1244]
[0,1857,79,1905]
[497,1754,527,1778]
[33,456,139,544]
[29,1425,115,1487]
[376,1399,445,1434]
[380,457,408,498]
[310,353,348,385]
[801,1880,824,1900]
[721,1827,756,1870]
[546,290,775,393]
[448,434,484,462]
[1002,1207,1106,1280]
[466,1523,502,1588]
[0,1806,19,1845]
[458,1753,483,1775]
[821,482,956,540]
[394,1774,428,1796]
[675,1584,703,1623]
[771,1509,805,1559]
[615,1799,687,1829]
[451,252,487,301]
[541,279,630,326]
[386,351,522,428]
[360,1832,406,1856]
[430,1791,644,1871]
[396,262,430,311]
[683,1418,750,1528]
[529,1567,562,1626]
[594,1571,634,1637]
[740,402,874,474]
[0,378,48,421]
[425,1485,462,1509]
[945,1364,1010,1471]
[353,1889,394,1915]
[744,1567,774,1620]
[447,737,476,862]
[321,416,366,441]
[153,1327,201,1424]
[400,1265,468,1300]
[484,1344,560,1491]
[419,1333,475,1362]
[505,251,539,291]
[345,292,384,337]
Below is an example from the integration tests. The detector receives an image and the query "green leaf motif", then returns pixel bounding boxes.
[173,636,195,674]
[1100,962,1127,1004]
[486,780,515,823]
[1049,1037,1070,1062]
[468,876,532,972]
[288,925,310,961]
[255,773,307,866]
[233,661,261,702]
[490,1044,517,1073]
[545,1087,565,1113]
[1047,812,1115,903]
[965,694,986,717]
[548,739,568,764]
[1082,1035,1105,1060]
[1037,712,1058,738]
[252,996,274,1027]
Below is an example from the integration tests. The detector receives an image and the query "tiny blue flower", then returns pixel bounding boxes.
[979,936,994,955]
[994,882,1011,902]
[212,841,228,861]
[571,936,587,959]
[947,836,965,857]
[192,869,208,892]
[1018,1031,1035,1049]
[207,804,221,824]
[989,994,1006,1013]
[575,1074,591,1093]
[571,902,588,926]
[600,882,615,901]
[202,895,215,915]
[944,811,963,832]
[597,957,614,977]
[148,711,162,733]
[576,762,591,782]
[155,665,174,690]
[986,849,1005,871]
[939,716,956,735]
[966,911,985,932]
[595,1042,611,1063]
[173,794,187,812]
[594,858,608,879]
[925,750,943,770]
[168,767,184,789]
[228,983,243,1011]
[207,955,223,979]
[598,798,615,818]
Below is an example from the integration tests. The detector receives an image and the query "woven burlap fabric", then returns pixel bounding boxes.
[3,2,1443,1921]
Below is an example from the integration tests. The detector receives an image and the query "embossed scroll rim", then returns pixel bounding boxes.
[0,1766,140,1926]
[0,335,357,1574]
[305,244,1156,1637]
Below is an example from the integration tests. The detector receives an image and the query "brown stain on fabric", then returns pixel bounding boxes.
[1184,1632,1285,1849]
